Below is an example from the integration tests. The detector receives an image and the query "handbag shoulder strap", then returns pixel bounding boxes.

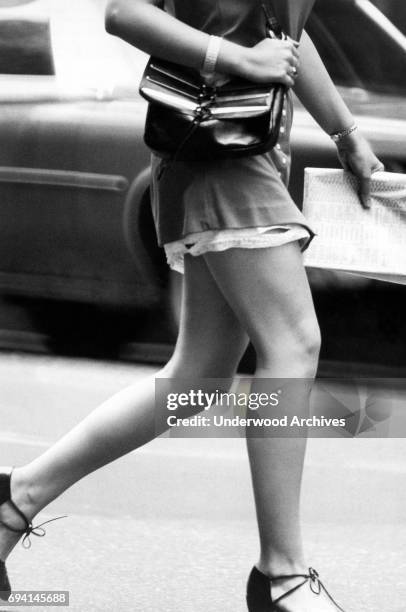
[261,2,284,39]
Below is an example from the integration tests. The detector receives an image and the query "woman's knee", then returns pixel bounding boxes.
[256,316,321,376]
[298,319,322,372]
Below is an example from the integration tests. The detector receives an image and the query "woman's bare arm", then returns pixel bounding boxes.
[293,31,353,134]
[105,0,298,86]
[294,31,383,208]
[105,0,221,70]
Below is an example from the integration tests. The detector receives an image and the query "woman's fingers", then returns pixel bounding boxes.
[283,74,296,87]
[372,162,385,173]
[287,44,300,78]
[359,157,385,208]
[284,44,300,82]
[246,38,301,85]
[359,160,385,208]
[342,153,374,209]
[288,40,300,58]
[358,173,372,209]
[336,132,385,209]
[287,42,299,63]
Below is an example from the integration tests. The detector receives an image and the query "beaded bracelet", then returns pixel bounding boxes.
[330,124,358,143]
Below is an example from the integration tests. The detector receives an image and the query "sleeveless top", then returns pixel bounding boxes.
[164,0,271,46]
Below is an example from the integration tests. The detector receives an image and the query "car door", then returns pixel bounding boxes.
[0,0,157,308]
[289,0,406,205]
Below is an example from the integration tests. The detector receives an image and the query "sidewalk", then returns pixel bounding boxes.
[5,517,405,612]
[0,352,405,523]
[0,352,405,611]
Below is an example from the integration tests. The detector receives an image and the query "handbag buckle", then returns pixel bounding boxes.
[195,86,216,121]
[194,103,213,121]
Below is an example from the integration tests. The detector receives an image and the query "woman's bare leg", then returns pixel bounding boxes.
[204,243,327,603]
[0,254,248,560]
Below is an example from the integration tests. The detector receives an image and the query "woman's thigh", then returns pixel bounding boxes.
[203,242,321,375]
[169,253,249,378]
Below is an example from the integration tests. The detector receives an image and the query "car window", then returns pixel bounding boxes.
[50,0,147,95]
[0,0,54,75]
[309,0,406,96]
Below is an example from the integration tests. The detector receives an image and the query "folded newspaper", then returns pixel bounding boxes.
[303,168,406,285]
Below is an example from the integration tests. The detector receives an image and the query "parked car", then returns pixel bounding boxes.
[0,0,405,365]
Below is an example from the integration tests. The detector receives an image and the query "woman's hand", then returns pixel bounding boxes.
[336,130,384,209]
[240,38,299,87]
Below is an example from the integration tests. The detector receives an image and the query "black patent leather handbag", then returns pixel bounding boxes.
[139,4,287,162]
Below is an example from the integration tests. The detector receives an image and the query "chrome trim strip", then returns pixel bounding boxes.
[142,88,270,116]
[144,76,197,100]
[211,105,268,116]
[141,87,197,112]
[0,167,129,192]
[149,64,201,90]
[217,93,271,103]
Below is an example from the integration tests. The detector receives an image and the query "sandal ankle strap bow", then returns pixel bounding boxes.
[0,466,67,602]
[0,500,67,549]
[270,567,346,611]
[0,467,67,549]
[246,565,347,612]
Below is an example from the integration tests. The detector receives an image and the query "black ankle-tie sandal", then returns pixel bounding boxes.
[0,467,67,601]
[247,565,346,611]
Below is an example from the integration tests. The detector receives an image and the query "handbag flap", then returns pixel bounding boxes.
[140,59,277,118]
[140,59,201,101]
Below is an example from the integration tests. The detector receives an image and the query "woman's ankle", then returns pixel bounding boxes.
[256,554,308,578]
[10,468,41,521]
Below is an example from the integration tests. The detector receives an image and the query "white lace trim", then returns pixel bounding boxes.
[164,224,311,274]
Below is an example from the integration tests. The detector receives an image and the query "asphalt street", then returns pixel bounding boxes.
[0,352,405,612]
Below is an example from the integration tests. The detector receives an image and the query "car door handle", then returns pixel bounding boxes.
[0,167,128,192]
